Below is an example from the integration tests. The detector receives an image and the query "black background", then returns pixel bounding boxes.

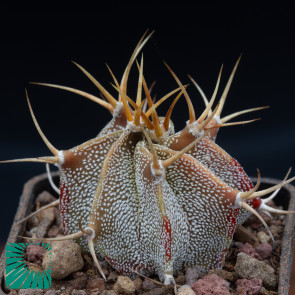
[0,4,295,241]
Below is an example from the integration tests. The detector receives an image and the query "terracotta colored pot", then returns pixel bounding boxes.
[0,173,294,294]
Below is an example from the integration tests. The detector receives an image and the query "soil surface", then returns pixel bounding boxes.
[4,189,285,295]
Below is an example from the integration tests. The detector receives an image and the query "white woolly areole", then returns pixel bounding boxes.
[113,102,123,118]
[151,160,166,178]
[56,150,65,167]
[186,120,204,137]
[160,130,170,140]
[126,120,142,132]
[213,115,222,125]
[84,227,96,239]
[234,192,242,208]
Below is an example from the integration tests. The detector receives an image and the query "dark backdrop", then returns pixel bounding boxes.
[0,5,295,241]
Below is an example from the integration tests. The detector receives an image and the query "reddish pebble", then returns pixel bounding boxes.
[255,242,273,259]
[25,244,46,262]
[69,272,88,290]
[192,274,230,295]
[86,277,105,291]
[236,278,262,295]
[238,243,262,260]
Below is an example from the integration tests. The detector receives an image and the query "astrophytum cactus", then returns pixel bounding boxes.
[3,31,295,286]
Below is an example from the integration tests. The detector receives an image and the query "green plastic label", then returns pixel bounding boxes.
[5,243,51,289]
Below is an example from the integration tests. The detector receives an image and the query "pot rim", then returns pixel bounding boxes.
[0,174,294,294]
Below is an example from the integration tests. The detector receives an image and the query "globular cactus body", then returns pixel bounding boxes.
[3,31,295,286]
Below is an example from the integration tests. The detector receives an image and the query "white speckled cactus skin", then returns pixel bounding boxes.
[4,31,295,285]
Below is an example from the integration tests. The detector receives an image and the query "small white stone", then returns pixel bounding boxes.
[113,276,136,294]
[178,285,196,295]
[257,231,271,243]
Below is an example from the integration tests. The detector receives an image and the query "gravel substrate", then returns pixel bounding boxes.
[5,189,285,295]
